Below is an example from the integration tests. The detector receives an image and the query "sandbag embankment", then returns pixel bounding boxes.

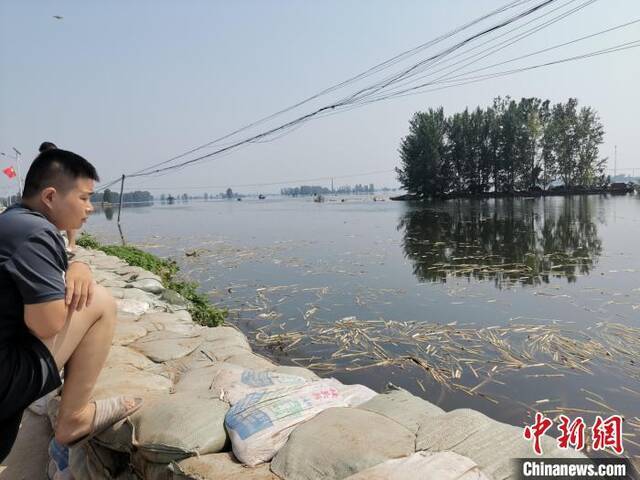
[21,246,585,480]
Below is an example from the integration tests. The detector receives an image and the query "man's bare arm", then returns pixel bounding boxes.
[25,300,68,339]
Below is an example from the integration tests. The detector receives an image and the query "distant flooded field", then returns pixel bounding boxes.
[87,194,640,461]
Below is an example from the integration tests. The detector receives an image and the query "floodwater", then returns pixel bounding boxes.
[87,194,640,460]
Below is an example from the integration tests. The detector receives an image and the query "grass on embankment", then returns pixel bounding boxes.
[77,233,226,327]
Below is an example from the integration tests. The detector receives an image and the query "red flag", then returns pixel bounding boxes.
[3,166,17,179]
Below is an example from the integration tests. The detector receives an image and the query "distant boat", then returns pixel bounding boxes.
[258,194,266,200]
[313,194,325,203]
[237,197,242,201]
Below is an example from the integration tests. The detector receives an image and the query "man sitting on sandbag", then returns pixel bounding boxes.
[0,149,142,462]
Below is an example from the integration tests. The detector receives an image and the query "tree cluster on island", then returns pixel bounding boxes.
[396,97,608,198]
[281,183,376,196]
[92,189,153,205]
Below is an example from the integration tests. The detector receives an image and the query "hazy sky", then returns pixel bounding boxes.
[1,0,639,195]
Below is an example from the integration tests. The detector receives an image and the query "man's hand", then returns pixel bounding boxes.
[65,261,95,312]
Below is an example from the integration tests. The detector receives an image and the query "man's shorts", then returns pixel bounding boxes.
[0,334,61,462]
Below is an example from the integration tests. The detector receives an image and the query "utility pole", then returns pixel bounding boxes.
[117,174,125,224]
[331,177,334,193]
[614,145,617,180]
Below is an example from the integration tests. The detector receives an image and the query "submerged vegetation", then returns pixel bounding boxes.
[77,232,227,327]
[397,97,606,197]
[254,315,640,456]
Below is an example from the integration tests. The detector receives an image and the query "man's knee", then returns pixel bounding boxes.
[94,285,117,321]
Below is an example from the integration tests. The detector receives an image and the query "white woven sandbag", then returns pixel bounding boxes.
[225,378,376,466]
[177,362,309,404]
[343,451,491,480]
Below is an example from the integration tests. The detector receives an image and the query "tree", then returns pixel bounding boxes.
[396,108,451,197]
[204,193,209,201]
[226,188,233,199]
[103,188,112,204]
[574,106,605,186]
[397,97,606,195]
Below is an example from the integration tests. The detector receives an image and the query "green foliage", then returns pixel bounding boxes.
[77,232,101,249]
[396,97,606,197]
[166,280,226,327]
[77,233,226,326]
[397,107,451,197]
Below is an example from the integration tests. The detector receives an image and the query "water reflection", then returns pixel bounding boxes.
[399,196,602,286]
[92,202,152,222]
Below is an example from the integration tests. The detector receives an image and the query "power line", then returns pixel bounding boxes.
[360,19,640,104]
[124,1,562,179]
[355,39,640,105]
[373,0,598,96]
[96,0,547,189]
[127,0,534,178]
[137,35,638,180]
[335,0,558,105]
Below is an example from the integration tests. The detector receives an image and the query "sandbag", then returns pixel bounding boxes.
[176,362,309,404]
[117,298,152,316]
[415,408,585,480]
[95,418,136,453]
[271,365,319,381]
[343,451,490,480]
[132,392,229,463]
[224,352,275,370]
[193,326,253,362]
[336,382,377,407]
[270,407,415,480]
[137,311,198,335]
[172,452,280,480]
[113,321,148,346]
[110,287,158,302]
[130,330,203,363]
[92,364,172,399]
[129,278,165,294]
[202,325,249,344]
[200,342,252,362]
[225,379,376,466]
[357,385,444,434]
[131,451,176,480]
[105,346,156,370]
[69,442,135,480]
[138,309,192,323]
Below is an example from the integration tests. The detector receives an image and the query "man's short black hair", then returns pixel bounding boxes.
[23,149,99,198]
[38,141,57,153]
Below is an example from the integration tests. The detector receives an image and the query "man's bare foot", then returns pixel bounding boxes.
[54,402,96,446]
[54,398,138,445]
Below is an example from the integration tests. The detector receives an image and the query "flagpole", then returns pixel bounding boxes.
[12,147,22,197]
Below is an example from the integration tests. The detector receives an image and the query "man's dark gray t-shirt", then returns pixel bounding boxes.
[0,203,66,414]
